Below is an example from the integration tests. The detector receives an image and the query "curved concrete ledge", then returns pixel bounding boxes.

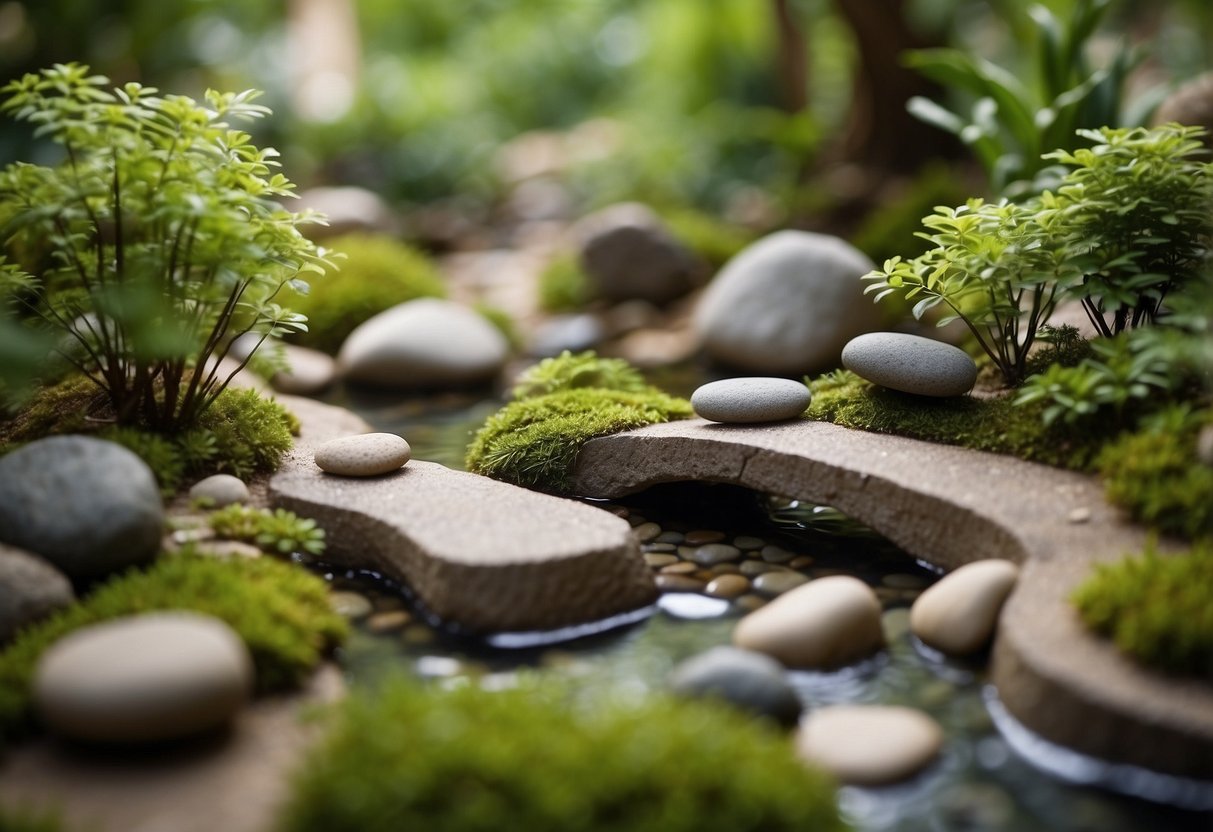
[270,397,656,634]
[571,418,1213,779]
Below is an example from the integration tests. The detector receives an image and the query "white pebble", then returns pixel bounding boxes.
[314,433,411,477]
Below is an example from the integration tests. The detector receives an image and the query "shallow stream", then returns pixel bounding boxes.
[317,381,1212,832]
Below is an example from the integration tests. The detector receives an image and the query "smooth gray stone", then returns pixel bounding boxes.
[694,230,882,373]
[0,436,163,580]
[669,646,802,727]
[842,332,977,397]
[691,377,811,424]
[571,203,697,304]
[0,543,74,644]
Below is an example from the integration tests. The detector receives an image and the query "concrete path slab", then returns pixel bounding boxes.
[571,418,1213,780]
[270,397,657,634]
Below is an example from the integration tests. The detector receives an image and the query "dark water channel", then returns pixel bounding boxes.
[317,382,1212,832]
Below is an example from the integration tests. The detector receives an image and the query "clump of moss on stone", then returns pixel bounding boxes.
[278,676,845,832]
[1073,540,1213,677]
[537,253,590,313]
[0,550,347,742]
[467,388,692,491]
[807,370,1110,470]
[0,378,296,493]
[1097,406,1213,540]
[511,350,649,399]
[287,233,445,355]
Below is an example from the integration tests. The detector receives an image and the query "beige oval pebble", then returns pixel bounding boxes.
[34,612,253,743]
[910,559,1020,655]
[314,433,411,477]
[797,705,943,785]
[733,575,883,668]
[705,573,750,599]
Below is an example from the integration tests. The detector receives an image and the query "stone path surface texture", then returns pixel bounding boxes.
[571,418,1213,780]
[271,397,657,633]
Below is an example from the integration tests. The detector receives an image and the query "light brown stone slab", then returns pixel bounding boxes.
[270,397,657,634]
[571,418,1213,779]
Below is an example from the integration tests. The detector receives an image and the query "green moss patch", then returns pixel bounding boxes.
[289,233,445,355]
[661,207,757,269]
[537,253,590,313]
[0,551,347,742]
[511,350,649,400]
[0,806,63,832]
[1073,540,1213,678]
[807,370,1111,470]
[0,378,296,494]
[1097,407,1213,540]
[467,388,692,492]
[278,676,845,832]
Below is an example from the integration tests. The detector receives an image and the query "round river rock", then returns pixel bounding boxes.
[315,433,411,477]
[691,377,811,424]
[842,332,977,397]
[669,646,802,727]
[34,612,253,743]
[733,575,883,669]
[0,543,74,643]
[797,704,944,785]
[188,474,250,508]
[910,559,1020,656]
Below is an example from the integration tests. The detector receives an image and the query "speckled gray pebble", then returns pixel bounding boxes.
[688,543,742,566]
[669,646,802,727]
[691,377,811,424]
[314,433,411,477]
[752,570,809,597]
[842,332,977,397]
[188,474,250,508]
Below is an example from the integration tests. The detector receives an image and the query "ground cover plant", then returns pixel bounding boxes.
[0,64,333,432]
[0,549,347,743]
[207,505,327,557]
[278,675,846,832]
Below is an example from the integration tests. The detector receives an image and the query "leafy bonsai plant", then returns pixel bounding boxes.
[0,64,333,431]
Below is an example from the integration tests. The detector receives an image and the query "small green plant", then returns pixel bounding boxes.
[906,0,1148,196]
[467,387,692,492]
[1097,405,1213,539]
[0,550,347,741]
[278,676,845,832]
[209,505,326,556]
[0,64,334,429]
[511,350,649,400]
[537,253,590,313]
[287,233,444,355]
[474,303,521,350]
[1072,540,1213,677]
[1052,125,1212,335]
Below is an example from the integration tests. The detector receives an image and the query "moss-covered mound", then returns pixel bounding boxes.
[278,677,845,832]
[511,350,649,399]
[807,370,1111,470]
[288,233,445,355]
[0,377,296,493]
[467,388,692,491]
[537,253,590,313]
[1097,407,1213,540]
[0,551,347,742]
[1073,541,1213,677]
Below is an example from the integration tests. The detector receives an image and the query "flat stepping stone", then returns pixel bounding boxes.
[842,332,977,397]
[691,377,811,423]
[797,705,943,785]
[570,418,1213,780]
[272,398,656,634]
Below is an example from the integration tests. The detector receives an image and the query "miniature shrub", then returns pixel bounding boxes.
[278,676,846,832]
[0,379,296,493]
[467,388,692,491]
[287,233,444,355]
[807,370,1111,470]
[208,505,327,556]
[511,350,649,400]
[1098,406,1213,540]
[0,64,333,431]
[537,253,590,313]
[0,550,347,741]
[1072,540,1213,677]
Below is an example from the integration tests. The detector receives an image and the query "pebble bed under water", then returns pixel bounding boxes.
[323,386,1213,832]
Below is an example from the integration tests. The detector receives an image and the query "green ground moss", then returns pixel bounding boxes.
[1073,540,1213,677]
[511,351,649,400]
[1097,408,1213,540]
[207,505,327,556]
[661,207,757,269]
[277,676,845,832]
[807,371,1111,470]
[0,551,347,743]
[0,378,296,494]
[466,387,692,492]
[288,233,445,355]
[537,253,590,313]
